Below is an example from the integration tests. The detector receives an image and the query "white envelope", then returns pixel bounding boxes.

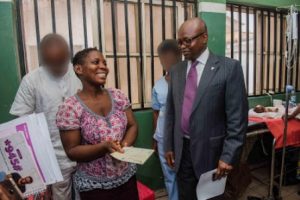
[196,169,227,200]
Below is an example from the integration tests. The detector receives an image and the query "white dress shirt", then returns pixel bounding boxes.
[10,65,82,170]
[186,48,210,86]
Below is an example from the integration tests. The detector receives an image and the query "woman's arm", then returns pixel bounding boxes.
[121,108,138,147]
[60,130,123,162]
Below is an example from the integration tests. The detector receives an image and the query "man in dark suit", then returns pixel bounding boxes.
[164,18,248,200]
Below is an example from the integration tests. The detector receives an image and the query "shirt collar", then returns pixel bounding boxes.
[195,48,209,65]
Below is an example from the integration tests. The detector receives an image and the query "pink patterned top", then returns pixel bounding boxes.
[56,88,136,192]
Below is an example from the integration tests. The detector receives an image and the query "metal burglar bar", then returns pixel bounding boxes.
[184,0,188,20]
[279,13,284,93]
[96,0,103,52]
[66,0,73,56]
[260,9,264,94]
[226,4,298,96]
[246,7,249,92]
[124,0,132,102]
[230,4,234,59]
[253,8,257,95]
[194,0,198,17]
[33,0,40,62]
[82,0,88,48]
[172,0,177,39]
[137,0,144,108]
[50,0,56,33]
[273,12,277,92]
[110,0,119,88]
[162,0,166,40]
[149,0,155,87]
[238,6,242,62]
[16,0,26,77]
[16,0,197,109]
[266,11,270,91]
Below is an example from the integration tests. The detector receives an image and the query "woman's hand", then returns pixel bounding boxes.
[105,141,124,153]
[60,130,124,162]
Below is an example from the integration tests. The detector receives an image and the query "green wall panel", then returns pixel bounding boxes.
[200,0,226,3]
[134,110,165,190]
[200,12,226,56]
[0,1,21,123]
[228,0,300,8]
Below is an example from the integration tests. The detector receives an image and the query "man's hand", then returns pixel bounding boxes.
[165,151,175,169]
[215,160,233,179]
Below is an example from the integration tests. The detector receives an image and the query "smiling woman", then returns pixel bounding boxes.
[56,48,139,200]
[72,48,109,85]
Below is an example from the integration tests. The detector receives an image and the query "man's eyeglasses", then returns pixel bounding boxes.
[177,31,206,46]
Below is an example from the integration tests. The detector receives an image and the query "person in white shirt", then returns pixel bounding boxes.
[10,33,82,200]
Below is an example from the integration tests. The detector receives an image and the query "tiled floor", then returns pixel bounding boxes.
[239,165,300,200]
[155,189,168,200]
[154,166,300,200]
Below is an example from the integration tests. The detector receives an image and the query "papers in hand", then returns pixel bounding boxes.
[196,169,227,200]
[111,147,154,165]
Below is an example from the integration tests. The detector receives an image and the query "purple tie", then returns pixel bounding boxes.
[181,60,199,135]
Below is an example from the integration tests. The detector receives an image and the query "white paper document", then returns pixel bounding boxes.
[0,113,63,197]
[0,131,46,197]
[196,169,227,200]
[111,147,154,165]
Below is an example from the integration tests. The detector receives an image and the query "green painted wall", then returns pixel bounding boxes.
[198,0,227,56]
[228,0,300,8]
[134,110,165,190]
[0,1,21,123]
[201,0,226,3]
[201,12,226,56]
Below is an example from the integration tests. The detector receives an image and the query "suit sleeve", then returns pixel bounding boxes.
[220,60,248,165]
[163,71,175,153]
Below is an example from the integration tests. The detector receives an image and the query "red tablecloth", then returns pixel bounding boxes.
[249,117,300,149]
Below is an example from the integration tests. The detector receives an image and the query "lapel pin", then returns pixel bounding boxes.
[211,67,215,71]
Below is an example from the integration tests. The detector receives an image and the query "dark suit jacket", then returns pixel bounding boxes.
[164,52,248,178]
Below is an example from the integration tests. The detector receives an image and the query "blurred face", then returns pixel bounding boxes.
[75,51,109,86]
[41,43,70,77]
[159,51,180,72]
[177,24,208,61]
